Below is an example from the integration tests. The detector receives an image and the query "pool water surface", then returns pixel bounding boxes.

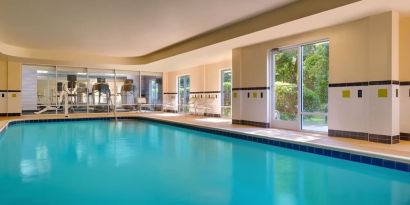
[0,120,409,205]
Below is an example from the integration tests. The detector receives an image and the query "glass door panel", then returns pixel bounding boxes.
[88,69,115,113]
[221,69,232,117]
[178,75,190,113]
[301,42,329,132]
[141,71,163,111]
[271,41,329,132]
[21,65,57,115]
[56,66,88,114]
[272,47,300,130]
[115,70,140,112]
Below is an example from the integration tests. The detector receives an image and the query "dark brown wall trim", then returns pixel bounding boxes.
[329,80,401,87]
[400,82,410,86]
[164,109,178,113]
[0,90,21,92]
[232,119,270,128]
[329,129,400,144]
[400,133,410,141]
[232,87,270,91]
[190,91,220,94]
[369,134,400,144]
[204,113,221,118]
[7,113,21,116]
[369,80,400,85]
[328,82,369,87]
[164,91,220,94]
[0,113,21,117]
[329,129,368,141]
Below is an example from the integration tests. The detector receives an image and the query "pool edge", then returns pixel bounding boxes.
[1,115,409,173]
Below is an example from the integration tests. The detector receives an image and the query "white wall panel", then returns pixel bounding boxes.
[328,86,368,133]
[7,92,21,114]
[400,85,410,133]
[238,89,269,123]
[368,85,397,136]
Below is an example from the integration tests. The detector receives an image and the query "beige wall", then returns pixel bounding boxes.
[162,60,231,114]
[232,11,402,137]
[7,61,21,90]
[233,11,398,88]
[164,60,231,93]
[0,60,21,90]
[0,60,22,114]
[0,60,7,90]
[400,16,410,81]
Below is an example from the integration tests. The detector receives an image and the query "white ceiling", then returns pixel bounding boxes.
[141,0,410,72]
[0,0,294,57]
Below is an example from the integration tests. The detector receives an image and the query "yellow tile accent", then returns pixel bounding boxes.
[252,92,257,98]
[342,90,350,98]
[233,92,237,98]
[12,93,16,97]
[378,89,388,98]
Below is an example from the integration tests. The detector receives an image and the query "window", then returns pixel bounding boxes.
[178,75,190,113]
[22,65,56,115]
[141,72,163,111]
[21,65,163,115]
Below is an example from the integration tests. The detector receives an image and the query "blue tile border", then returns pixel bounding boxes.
[1,116,409,173]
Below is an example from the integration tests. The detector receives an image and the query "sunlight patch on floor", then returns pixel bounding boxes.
[155,113,181,117]
[246,130,321,142]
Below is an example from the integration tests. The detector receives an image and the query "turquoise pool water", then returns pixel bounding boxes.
[0,120,409,205]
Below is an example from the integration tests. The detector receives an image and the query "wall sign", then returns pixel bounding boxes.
[378,89,388,98]
[342,90,350,98]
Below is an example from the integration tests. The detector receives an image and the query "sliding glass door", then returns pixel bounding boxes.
[271,47,300,130]
[178,75,190,113]
[271,41,329,132]
[301,42,329,132]
[221,69,232,117]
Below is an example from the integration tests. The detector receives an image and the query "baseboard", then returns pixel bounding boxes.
[329,129,400,144]
[164,109,178,113]
[0,113,21,117]
[232,119,270,128]
[400,133,410,141]
[204,113,221,118]
[328,129,368,141]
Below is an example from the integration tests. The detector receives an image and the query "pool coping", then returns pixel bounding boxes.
[0,115,409,173]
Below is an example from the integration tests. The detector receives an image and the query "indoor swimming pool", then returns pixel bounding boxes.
[0,119,409,205]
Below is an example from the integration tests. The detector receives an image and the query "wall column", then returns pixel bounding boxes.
[328,11,400,144]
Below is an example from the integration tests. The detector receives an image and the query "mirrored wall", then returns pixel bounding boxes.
[21,64,163,115]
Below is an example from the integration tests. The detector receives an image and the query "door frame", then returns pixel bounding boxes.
[269,39,329,132]
[270,46,302,131]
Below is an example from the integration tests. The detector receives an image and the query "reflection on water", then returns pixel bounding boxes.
[0,120,408,205]
[20,145,51,182]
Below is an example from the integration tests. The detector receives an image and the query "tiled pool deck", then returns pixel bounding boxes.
[1,112,409,172]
